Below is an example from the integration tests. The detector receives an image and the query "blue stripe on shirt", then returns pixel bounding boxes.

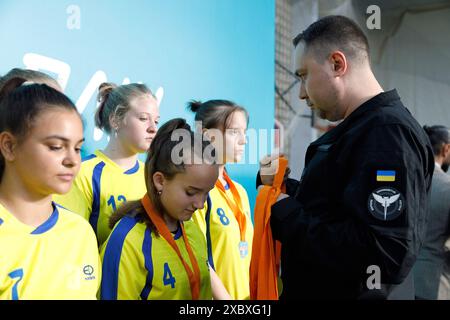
[205,195,215,270]
[101,215,138,300]
[140,227,153,300]
[89,161,106,234]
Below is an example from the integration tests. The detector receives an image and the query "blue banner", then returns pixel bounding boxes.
[0,0,275,213]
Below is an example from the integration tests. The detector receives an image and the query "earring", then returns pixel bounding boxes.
[157,190,162,196]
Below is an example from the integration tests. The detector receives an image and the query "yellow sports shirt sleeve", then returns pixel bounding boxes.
[53,174,93,221]
[100,217,147,300]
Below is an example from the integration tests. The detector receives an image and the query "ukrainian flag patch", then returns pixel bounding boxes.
[376,170,396,182]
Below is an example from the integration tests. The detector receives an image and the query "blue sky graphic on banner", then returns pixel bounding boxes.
[0,0,275,214]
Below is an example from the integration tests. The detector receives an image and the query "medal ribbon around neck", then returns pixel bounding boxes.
[215,171,247,242]
[141,194,201,300]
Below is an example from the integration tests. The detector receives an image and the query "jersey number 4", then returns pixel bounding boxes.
[163,263,176,289]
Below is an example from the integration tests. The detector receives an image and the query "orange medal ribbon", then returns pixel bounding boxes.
[215,171,248,257]
[141,194,201,300]
[250,156,288,300]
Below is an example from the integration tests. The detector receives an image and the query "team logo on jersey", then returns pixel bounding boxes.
[368,187,404,221]
[83,265,95,280]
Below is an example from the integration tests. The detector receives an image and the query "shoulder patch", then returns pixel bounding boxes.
[376,170,396,182]
[367,187,404,221]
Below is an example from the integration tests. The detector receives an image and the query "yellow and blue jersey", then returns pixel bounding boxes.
[192,179,254,300]
[100,214,212,300]
[53,150,146,246]
[0,202,100,300]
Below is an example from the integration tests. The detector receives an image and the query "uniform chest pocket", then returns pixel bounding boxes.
[298,144,334,201]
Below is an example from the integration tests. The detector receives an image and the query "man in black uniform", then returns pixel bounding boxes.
[262,15,434,299]
[413,125,450,299]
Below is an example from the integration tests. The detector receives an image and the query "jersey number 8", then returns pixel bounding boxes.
[217,208,230,226]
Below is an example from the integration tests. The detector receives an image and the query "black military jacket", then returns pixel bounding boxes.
[271,90,434,299]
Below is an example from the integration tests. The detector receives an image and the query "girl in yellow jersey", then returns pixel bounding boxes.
[54,82,160,246]
[0,75,100,300]
[100,118,230,300]
[188,100,253,300]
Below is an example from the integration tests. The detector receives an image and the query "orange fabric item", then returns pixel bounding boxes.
[215,171,247,242]
[250,157,288,300]
[141,194,201,300]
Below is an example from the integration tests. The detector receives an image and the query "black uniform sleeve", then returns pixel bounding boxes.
[256,170,263,188]
[271,123,433,285]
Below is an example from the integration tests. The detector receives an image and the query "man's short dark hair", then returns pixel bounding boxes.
[423,125,450,156]
[293,15,370,63]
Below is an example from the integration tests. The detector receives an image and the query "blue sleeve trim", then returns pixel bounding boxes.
[89,161,106,235]
[100,216,138,300]
[140,227,153,300]
[205,195,215,270]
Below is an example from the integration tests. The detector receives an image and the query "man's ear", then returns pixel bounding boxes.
[330,51,347,76]
[152,172,166,193]
[443,143,450,158]
[0,132,18,162]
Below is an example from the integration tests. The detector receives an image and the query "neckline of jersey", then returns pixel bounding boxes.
[95,150,140,174]
[0,201,59,235]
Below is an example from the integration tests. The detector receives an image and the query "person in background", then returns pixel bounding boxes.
[54,82,159,246]
[188,99,253,300]
[414,125,450,299]
[0,68,62,92]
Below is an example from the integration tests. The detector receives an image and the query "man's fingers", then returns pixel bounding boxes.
[260,175,274,186]
[259,151,284,166]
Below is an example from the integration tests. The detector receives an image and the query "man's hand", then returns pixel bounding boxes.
[276,193,289,202]
[257,185,289,201]
[259,153,291,186]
